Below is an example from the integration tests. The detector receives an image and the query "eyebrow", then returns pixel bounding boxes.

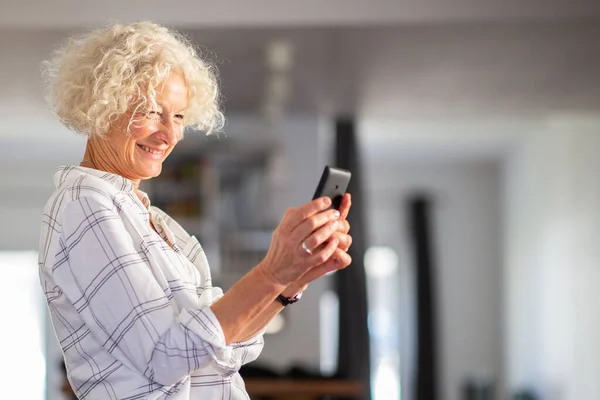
[155,101,187,113]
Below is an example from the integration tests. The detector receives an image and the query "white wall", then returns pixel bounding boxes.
[0,165,74,399]
[504,115,600,400]
[363,148,504,400]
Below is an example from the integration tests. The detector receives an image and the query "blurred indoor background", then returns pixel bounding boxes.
[1,1,599,399]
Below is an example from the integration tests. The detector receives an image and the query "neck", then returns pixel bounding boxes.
[81,139,141,193]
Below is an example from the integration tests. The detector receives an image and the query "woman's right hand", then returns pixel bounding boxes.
[258,197,342,286]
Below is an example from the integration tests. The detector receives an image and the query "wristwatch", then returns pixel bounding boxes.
[275,291,303,306]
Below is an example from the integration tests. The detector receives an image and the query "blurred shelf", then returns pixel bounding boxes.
[64,379,364,398]
[173,217,216,234]
[151,181,202,201]
[244,378,363,397]
[221,229,274,252]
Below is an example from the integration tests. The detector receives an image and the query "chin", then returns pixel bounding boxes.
[139,164,163,179]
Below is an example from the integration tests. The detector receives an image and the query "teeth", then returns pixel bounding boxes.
[139,145,163,155]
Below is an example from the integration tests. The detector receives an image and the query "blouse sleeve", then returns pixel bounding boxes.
[52,195,244,386]
[232,330,267,365]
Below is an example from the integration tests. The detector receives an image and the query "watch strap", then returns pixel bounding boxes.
[275,292,302,306]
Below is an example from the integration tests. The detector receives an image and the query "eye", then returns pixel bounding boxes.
[175,114,185,121]
[147,110,162,118]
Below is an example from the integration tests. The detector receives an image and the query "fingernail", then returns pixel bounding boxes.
[332,210,340,219]
[323,197,332,206]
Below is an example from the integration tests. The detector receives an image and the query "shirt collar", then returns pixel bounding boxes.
[53,165,136,193]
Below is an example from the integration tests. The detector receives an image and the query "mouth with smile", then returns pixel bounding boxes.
[136,143,166,159]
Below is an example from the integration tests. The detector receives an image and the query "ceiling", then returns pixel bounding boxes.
[1,0,600,28]
[181,22,600,117]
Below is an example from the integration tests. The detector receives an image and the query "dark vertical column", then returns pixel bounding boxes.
[408,196,438,400]
[334,117,371,400]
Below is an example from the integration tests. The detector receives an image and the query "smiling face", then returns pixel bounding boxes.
[92,73,189,183]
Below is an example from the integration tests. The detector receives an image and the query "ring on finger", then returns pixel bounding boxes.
[301,241,312,255]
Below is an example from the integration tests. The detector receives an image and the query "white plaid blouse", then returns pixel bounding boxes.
[39,166,264,399]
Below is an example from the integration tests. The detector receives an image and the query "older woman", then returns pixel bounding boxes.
[38,22,352,400]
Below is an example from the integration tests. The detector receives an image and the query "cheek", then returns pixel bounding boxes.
[126,123,154,154]
[106,134,132,158]
[129,120,155,140]
[125,138,138,157]
[115,132,143,161]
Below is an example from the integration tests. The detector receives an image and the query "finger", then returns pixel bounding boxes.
[339,193,352,220]
[280,197,332,232]
[301,218,341,253]
[307,230,351,254]
[335,219,350,234]
[331,232,352,251]
[291,208,340,243]
[298,249,353,285]
[306,237,338,266]
[332,248,352,266]
[295,260,338,286]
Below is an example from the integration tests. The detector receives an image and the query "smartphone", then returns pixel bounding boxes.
[312,166,352,210]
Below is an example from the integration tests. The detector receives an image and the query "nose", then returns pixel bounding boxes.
[156,115,181,146]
